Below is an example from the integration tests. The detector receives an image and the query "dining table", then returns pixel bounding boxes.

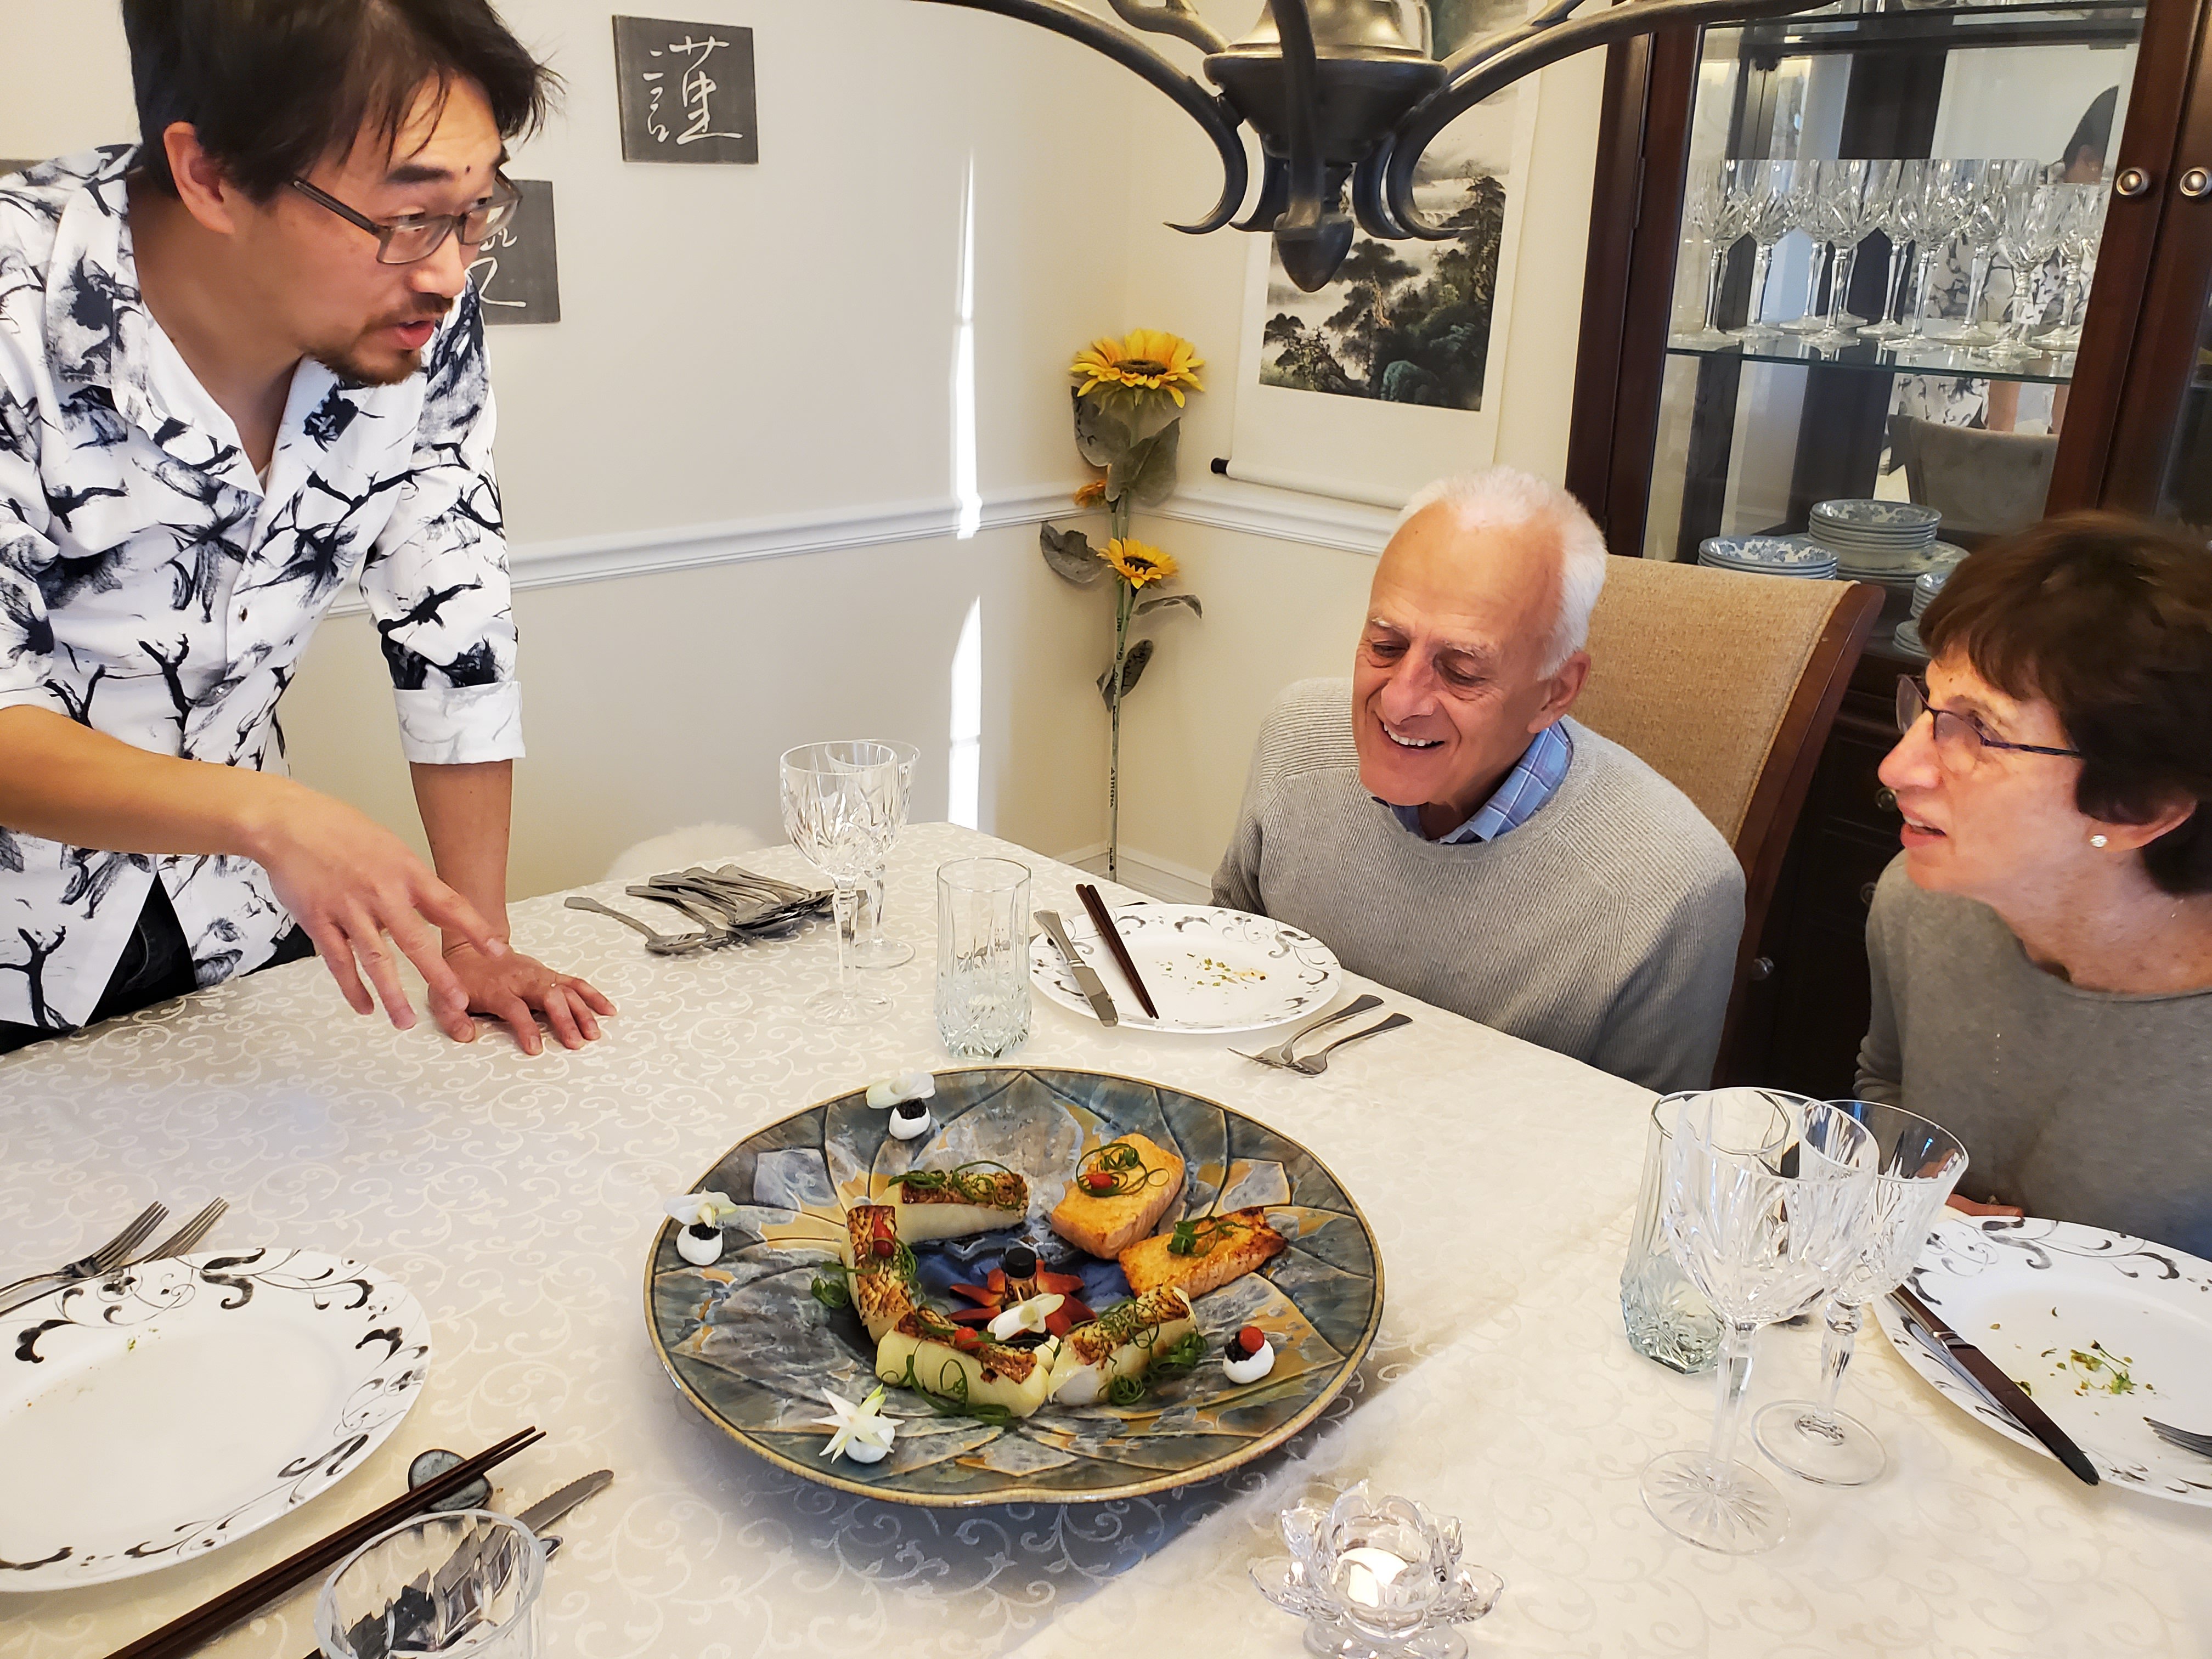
[2,821,2207,1659]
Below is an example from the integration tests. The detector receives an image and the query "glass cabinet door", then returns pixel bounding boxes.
[1637,1,2145,658]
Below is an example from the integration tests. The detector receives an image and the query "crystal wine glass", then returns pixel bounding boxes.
[1780,160,1852,337]
[1900,160,1975,346]
[1730,159,1797,340]
[1948,160,2029,348]
[1753,1101,1968,1487]
[1678,160,1752,349]
[779,741,904,1023]
[1986,180,2068,362]
[1859,159,1927,340]
[1639,1090,1878,1555]
[847,739,918,970]
[1805,160,1882,347]
[2045,182,2109,352]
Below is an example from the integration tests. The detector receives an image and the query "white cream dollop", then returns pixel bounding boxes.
[676,1224,724,1266]
[1223,1336,1275,1385]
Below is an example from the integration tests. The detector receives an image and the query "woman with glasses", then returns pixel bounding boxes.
[1859,514,2212,1255]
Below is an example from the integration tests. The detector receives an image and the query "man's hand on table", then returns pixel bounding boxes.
[440,940,615,1054]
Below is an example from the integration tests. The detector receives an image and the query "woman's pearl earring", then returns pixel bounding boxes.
[2090,834,2109,849]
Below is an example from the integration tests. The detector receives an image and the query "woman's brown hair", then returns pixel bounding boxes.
[1921,511,2212,894]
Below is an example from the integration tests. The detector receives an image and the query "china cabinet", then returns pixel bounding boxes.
[1566,0,2212,1091]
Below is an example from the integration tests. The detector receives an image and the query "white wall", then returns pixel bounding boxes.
[0,0,1606,899]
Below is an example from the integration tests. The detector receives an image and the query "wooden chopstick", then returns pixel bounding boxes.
[101,1426,545,1659]
[1076,882,1159,1020]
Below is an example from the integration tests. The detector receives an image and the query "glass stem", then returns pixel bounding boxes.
[1707,1320,1759,1471]
[832,880,857,1000]
[1812,1297,1865,1430]
[1826,242,1860,331]
[2061,252,2085,329]
[1965,249,1993,332]
[1906,246,1938,339]
[1799,241,1828,321]
[1882,242,1911,328]
[1745,243,1775,332]
[1703,243,1730,335]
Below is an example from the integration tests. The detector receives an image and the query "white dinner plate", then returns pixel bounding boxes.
[1030,902,1344,1034]
[1875,1215,2212,1505]
[0,1247,431,1589]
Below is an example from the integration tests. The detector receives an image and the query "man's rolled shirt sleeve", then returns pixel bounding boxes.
[358,287,523,765]
[0,383,66,721]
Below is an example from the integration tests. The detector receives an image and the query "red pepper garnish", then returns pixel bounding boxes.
[1233,1324,1265,1358]
[949,1307,997,1326]
[985,1268,1008,1295]
[949,1282,994,1305]
[952,1327,985,1351]
[1081,1171,1116,1194]
[1037,1269,1086,1296]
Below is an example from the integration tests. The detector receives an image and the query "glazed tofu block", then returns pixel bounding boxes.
[876,1307,1053,1419]
[889,1166,1030,1243]
[1048,1132,1185,1259]
[1119,1206,1285,1300]
[1043,1286,1198,1406]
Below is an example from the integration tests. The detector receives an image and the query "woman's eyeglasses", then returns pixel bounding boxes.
[290,176,522,266]
[1895,675,2083,766]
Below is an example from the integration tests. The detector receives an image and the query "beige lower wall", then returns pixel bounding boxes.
[280,524,1110,902]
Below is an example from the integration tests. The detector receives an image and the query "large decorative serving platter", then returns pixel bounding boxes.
[1029,902,1344,1034]
[646,1068,1383,1505]
[1875,1215,2212,1505]
[0,1248,431,1589]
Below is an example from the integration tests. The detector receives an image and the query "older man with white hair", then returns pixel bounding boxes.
[1213,466,1743,1091]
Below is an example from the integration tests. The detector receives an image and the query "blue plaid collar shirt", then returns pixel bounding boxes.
[1383,720,1575,845]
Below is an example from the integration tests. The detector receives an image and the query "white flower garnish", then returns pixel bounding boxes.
[815,1384,899,1464]
[865,1071,938,1109]
[986,1291,1064,1342]
[664,1191,742,1228]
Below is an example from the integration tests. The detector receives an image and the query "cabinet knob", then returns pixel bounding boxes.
[1875,786,1898,814]
[2115,167,2154,198]
[1749,955,1775,983]
[2183,168,2212,200]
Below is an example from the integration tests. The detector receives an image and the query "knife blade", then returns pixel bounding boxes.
[1891,1284,2100,1486]
[517,1468,613,1534]
[1036,910,1118,1026]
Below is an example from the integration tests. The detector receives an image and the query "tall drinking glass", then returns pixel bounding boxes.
[1639,1091,1878,1555]
[1901,160,1974,345]
[780,741,904,1023]
[935,858,1031,1058]
[1678,160,1752,349]
[1754,1102,1967,1486]
[1780,160,1847,336]
[317,1511,543,1659]
[1807,160,1882,346]
[1730,160,1796,340]
[2045,182,2108,351]
[848,740,919,970]
[1860,159,1927,338]
[1987,181,2068,362]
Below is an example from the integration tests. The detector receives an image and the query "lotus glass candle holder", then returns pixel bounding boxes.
[1252,1482,1502,1659]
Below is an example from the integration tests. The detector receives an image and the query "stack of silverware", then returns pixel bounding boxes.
[566,865,832,956]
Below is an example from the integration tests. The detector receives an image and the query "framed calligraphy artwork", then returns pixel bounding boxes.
[612,16,759,165]
[467,178,561,325]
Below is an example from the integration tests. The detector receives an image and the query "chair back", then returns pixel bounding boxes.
[1573,556,1883,1082]
[1889,414,2058,539]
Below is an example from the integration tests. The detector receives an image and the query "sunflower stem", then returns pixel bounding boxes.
[1108,499,1131,883]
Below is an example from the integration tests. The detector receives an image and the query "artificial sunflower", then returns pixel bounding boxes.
[1072,477,1108,509]
[1104,538,1177,589]
[1071,329,1206,407]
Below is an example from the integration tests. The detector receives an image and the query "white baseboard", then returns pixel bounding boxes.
[1053,842,1214,904]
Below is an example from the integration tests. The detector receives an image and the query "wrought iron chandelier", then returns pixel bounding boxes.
[916,0,1822,290]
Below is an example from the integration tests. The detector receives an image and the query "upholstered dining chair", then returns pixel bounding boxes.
[1888,413,2059,540]
[1572,558,1883,1086]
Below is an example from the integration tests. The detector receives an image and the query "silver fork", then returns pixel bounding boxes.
[0,1202,167,1304]
[564,895,714,955]
[1283,1013,1414,1076]
[2146,1418,2212,1460]
[1236,995,1384,1069]
[139,1198,228,1263]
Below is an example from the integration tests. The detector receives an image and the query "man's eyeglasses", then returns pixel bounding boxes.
[1895,675,2083,766]
[290,176,522,266]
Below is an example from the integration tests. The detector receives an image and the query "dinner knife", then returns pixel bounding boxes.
[1891,1284,2100,1486]
[1075,882,1161,1020]
[1036,910,1117,1026]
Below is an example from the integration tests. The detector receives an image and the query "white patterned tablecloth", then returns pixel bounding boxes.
[1,825,2206,1658]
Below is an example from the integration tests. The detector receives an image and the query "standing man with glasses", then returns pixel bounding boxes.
[0,1,614,1056]
[1859,514,2212,1255]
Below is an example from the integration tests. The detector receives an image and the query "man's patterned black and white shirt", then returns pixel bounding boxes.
[0,148,523,1031]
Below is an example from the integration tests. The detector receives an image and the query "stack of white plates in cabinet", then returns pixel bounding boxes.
[1696,535,1839,580]
[1807,499,1965,583]
[1894,562,1955,661]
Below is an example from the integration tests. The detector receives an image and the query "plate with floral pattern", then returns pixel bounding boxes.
[1028,902,1344,1034]
[1876,1215,2212,1505]
[645,1068,1383,1505]
[0,1248,431,1589]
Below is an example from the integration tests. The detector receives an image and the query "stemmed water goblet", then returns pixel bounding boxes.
[1859,158,1927,340]
[1986,180,2068,362]
[1780,160,1852,337]
[1639,1089,1878,1555]
[779,741,904,1023]
[1753,1101,1968,1487]
[1949,160,2029,348]
[848,740,918,969]
[1677,160,1752,349]
[2045,182,2109,352]
[1729,159,1797,340]
[1807,160,1884,346]
[1900,160,1975,346]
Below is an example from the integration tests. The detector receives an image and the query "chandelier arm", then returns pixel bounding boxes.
[1352,145,1410,240]
[1436,0,1592,82]
[1270,0,1329,234]
[1384,0,1831,238]
[1104,0,1231,56]
[912,0,1250,232]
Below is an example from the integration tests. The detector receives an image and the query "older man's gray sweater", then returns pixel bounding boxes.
[1212,679,1745,1093]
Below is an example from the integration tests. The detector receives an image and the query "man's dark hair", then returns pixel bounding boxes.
[2062,85,2118,174]
[1921,511,2212,894]
[122,0,557,200]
